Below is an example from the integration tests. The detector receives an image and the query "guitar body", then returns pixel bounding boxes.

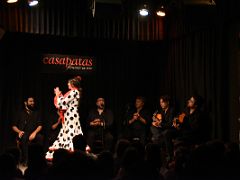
[152,113,162,127]
[173,112,186,128]
[178,112,186,123]
[155,113,162,121]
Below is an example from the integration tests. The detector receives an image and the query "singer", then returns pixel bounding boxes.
[86,97,114,153]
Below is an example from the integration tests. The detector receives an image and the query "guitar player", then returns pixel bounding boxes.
[162,95,206,162]
[150,95,175,144]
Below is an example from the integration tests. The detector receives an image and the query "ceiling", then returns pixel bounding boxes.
[96,0,122,4]
[91,0,218,18]
[1,0,238,41]
[95,0,217,6]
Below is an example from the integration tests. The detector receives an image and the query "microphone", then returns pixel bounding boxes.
[153,110,158,116]
[152,110,159,122]
[125,103,130,112]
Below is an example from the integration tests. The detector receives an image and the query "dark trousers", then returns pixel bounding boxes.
[150,126,164,144]
[87,129,114,153]
[128,129,147,145]
[162,128,179,159]
[18,133,44,164]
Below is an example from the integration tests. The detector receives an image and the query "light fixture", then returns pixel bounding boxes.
[139,4,149,16]
[156,6,165,17]
[28,0,39,7]
[7,0,18,3]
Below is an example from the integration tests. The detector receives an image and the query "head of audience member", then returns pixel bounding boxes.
[72,134,88,152]
[27,143,46,169]
[145,142,163,169]
[5,146,21,165]
[0,153,18,179]
[97,151,114,179]
[52,148,70,165]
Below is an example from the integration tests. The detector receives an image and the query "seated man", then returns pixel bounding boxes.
[162,95,207,161]
[150,95,175,144]
[127,96,151,145]
[86,97,114,153]
[12,96,43,166]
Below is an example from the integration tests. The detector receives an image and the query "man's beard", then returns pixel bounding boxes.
[27,104,35,111]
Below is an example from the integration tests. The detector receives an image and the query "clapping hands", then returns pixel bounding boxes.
[90,119,104,127]
[54,87,62,97]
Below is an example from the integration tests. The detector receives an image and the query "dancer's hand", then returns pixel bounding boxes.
[54,87,62,96]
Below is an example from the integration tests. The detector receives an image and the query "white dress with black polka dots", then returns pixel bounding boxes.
[49,89,83,151]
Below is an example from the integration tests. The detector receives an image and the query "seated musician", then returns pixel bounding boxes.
[127,96,151,145]
[162,95,206,161]
[150,95,175,143]
[86,97,114,153]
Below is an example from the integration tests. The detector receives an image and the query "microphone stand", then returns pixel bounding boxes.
[101,118,105,147]
[123,104,130,127]
[100,104,105,148]
[121,103,130,139]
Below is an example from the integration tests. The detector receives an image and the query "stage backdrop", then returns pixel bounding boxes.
[0,32,167,152]
[41,54,96,74]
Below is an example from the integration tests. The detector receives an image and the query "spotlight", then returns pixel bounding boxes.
[28,0,39,7]
[156,6,165,17]
[139,4,149,16]
[7,0,18,3]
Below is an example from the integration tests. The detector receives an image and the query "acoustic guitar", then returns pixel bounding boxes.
[173,112,186,128]
[152,111,162,127]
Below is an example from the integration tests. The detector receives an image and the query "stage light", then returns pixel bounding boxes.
[139,4,149,16]
[7,0,18,3]
[156,6,165,17]
[28,0,39,6]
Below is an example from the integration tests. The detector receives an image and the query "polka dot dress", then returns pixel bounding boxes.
[48,89,83,152]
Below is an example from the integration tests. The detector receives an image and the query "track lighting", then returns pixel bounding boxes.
[156,6,165,17]
[28,0,39,7]
[6,0,39,7]
[139,4,149,16]
[7,0,18,3]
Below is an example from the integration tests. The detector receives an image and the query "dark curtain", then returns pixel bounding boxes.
[165,27,228,140]
[0,0,164,41]
[163,0,237,141]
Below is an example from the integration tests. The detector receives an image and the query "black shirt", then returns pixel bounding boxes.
[87,108,114,132]
[158,107,175,129]
[180,108,206,143]
[12,109,42,135]
[49,114,62,142]
[128,108,151,134]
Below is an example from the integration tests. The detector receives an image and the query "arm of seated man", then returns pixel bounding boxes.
[29,125,42,141]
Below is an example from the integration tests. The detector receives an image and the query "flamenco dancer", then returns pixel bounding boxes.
[46,76,83,160]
